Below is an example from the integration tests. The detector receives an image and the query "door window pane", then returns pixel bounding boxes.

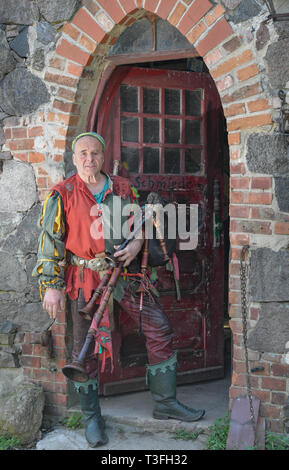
[165,119,180,144]
[121,116,139,142]
[120,84,139,113]
[143,147,160,173]
[121,147,139,173]
[165,89,180,115]
[185,148,202,173]
[143,117,160,143]
[143,88,160,114]
[164,148,180,174]
[185,120,201,144]
[185,90,202,116]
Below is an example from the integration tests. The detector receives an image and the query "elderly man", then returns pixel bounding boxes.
[33,132,205,448]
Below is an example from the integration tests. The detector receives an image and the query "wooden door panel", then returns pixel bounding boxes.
[95,66,225,394]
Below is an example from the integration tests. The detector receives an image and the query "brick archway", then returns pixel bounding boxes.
[9,0,276,419]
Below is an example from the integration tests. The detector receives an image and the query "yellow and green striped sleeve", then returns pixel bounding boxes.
[32,191,66,299]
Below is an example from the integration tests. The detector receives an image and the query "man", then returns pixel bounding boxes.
[33,132,205,448]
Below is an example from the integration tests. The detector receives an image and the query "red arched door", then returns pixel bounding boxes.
[93,66,226,395]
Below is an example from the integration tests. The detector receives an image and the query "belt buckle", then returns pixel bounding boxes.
[89,257,105,271]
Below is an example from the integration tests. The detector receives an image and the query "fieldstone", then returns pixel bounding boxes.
[36,21,56,45]
[0,67,50,116]
[32,48,45,71]
[0,346,19,368]
[246,133,289,176]
[274,177,289,213]
[0,0,34,25]
[36,0,78,23]
[0,251,27,292]
[0,29,16,80]
[221,0,242,9]
[2,204,41,255]
[0,300,49,333]
[0,320,17,346]
[25,255,41,302]
[0,211,24,242]
[256,23,269,51]
[229,0,261,23]
[265,39,289,88]
[10,27,29,58]
[0,160,37,212]
[247,302,289,354]
[0,382,45,444]
[249,248,289,302]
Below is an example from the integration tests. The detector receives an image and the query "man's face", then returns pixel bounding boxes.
[72,136,104,181]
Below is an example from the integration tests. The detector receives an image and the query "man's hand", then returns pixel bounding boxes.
[114,238,144,267]
[43,288,65,319]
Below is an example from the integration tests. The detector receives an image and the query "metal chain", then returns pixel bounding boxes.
[240,245,257,445]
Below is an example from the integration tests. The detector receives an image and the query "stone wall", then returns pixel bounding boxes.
[0,0,288,429]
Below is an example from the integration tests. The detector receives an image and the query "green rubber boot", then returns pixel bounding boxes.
[74,379,108,448]
[147,353,205,422]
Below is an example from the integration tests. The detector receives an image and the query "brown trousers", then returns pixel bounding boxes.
[70,287,174,379]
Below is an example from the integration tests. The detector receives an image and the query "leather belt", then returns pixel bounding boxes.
[68,252,111,282]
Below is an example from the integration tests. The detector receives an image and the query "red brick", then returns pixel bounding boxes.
[228,132,241,145]
[4,128,11,139]
[230,233,250,245]
[53,99,74,114]
[237,64,259,81]
[247,98,269,113]
[72,8,106,41]
[179,0,212,35]
[45,72,78,88]
[9,139,34,151]
[144,0,159,11]
[12,127,27,139]
[230,205,250,218]
[230,191,272,205]
[96,0,125,23]
[251,207,274,220]
[67,62,83,77]
[205,4,225,26]
[28,152,45,163]
[157,0,178,20]
[274,222,289,234]
[196,17,233,57]
[21,356,41,368]
[250,307,259,321]
[272,392,287,405]
[49,57,65,71]
[28,126,44,137]
[223,83,260,104]
[56,39,92,66]
[120,0,137,13]
[168,2,187,26]
[272,364,289,378]
[61,22,80,41]
[230,219,271,234]
[79,33,97,53]
[260,404,281,419]
[224,103,246,117]
[187,21,207,45]
[82,0,100,16]
[261,377,286,391]
[211,49,253,79]
[230,176,250,189]
[230,162,245,174]
[251,177,271,190]
[227,113,272,131]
